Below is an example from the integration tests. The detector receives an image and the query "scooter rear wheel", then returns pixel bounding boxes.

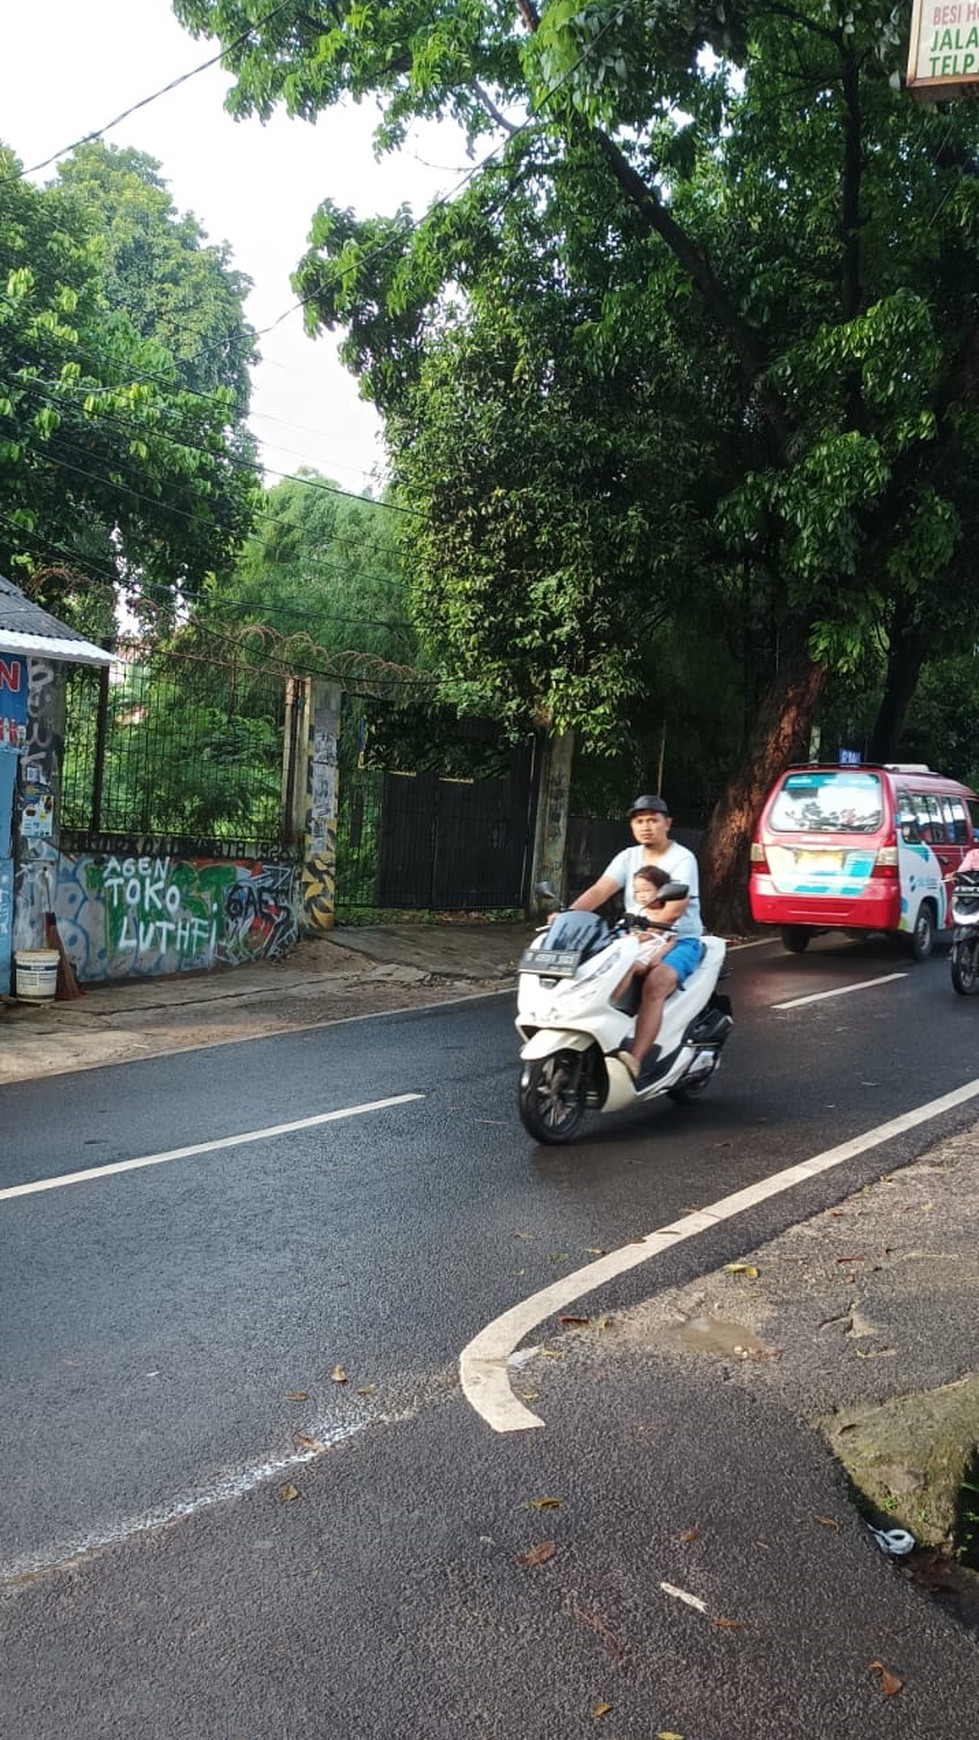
[518,1052,586,1144]
[951,937,979,996]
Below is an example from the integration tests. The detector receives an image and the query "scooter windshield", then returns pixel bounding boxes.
[544,910,610,962]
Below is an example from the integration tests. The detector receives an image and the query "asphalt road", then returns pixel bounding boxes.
[3,932,979,1737]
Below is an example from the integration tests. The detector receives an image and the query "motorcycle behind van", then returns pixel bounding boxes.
[949,869,979,995]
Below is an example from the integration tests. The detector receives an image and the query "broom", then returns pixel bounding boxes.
[44,889,84,1000]
[44,910,84,1000]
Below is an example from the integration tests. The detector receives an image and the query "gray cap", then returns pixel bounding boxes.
[627,794,669,817]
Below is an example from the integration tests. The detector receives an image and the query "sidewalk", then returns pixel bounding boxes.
[0,921,533,1085]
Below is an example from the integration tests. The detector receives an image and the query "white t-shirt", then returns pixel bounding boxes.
[602,840,703,936]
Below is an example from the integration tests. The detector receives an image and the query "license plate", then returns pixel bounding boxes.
[796,851,843,872]
[518,947,582,976]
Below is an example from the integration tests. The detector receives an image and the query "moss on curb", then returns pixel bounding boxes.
[820,1374,979,1550]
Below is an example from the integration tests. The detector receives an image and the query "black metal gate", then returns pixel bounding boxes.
[376,743,537,910]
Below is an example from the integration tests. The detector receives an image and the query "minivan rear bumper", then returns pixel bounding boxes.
[749,877,900,930]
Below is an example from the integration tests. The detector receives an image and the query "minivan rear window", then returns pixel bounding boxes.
[769,771,884,834]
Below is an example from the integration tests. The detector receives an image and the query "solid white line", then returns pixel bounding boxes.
[0,1094,425,1203]
[772,972,907,1010]
[459,1075,979,1432]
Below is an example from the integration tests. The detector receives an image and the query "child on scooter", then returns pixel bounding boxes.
[612,864,705,1081]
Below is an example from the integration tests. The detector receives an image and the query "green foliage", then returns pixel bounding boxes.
[62,650,284,843]
[201,469,417,666]
[173,0,979,885]
[0,140,259,614]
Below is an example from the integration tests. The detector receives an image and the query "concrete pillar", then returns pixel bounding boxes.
[300,679,341,933]
[12,656,64,954]
[529,729,575,909]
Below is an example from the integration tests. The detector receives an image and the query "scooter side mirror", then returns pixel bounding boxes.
[535,881,559,909]
[658,881,689,903]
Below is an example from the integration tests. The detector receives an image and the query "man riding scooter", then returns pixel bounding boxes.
[568,795,704,1085]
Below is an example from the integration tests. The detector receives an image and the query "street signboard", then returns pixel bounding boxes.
[908,0,979,99]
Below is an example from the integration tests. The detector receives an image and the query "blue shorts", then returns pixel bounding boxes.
[667,937,705,986]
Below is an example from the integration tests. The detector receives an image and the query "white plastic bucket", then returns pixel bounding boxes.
[15,949,59,1001]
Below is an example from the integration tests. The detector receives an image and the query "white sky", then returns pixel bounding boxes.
[0,0,468,494]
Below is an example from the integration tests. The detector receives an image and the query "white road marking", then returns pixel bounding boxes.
[0,1094,424,1203]
[772,972,907,1010]
[0,1418,365,1584]
[459,1076,979,1432]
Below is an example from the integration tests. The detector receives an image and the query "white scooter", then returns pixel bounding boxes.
[515,885,733,1143]
[950,869,979,996]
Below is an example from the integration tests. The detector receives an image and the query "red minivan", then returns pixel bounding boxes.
[749,763,979,959]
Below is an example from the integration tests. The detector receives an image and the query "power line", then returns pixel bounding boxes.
[2,4,626,431]
[0,510,435,691]
[0,0,297,186]
[6,367,419,518]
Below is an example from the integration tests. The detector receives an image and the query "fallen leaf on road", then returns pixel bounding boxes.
[660,1582,707,1613]
[558,1314,589,1326]
[592,1702,613,1718]
[679,1527,700,1544]
[656,1731,685,1738]
[540,1348,563,1360]
[286,1392,308,1401]
[584,1247,606,1256]
[814,1515,840,1529]
[294,1433,322,1451]
[517,1541,557,1567]
[551,1253,570,1263]
[724,1263,759,1278]
[599,1316,615,1329]
[570,1604,627,1660]
[279,1483,301,1503]
[513,1231,536,1241]
[870,1661,904,1697]
[836,1254,864,1264]
[527,1496,561,1510]
[714,1616,742,1630]
[331,1364,348,1384]
[355,1384,377,1397]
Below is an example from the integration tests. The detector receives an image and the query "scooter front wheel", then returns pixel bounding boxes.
[951,936,979,996]
[518,1052,586,1144]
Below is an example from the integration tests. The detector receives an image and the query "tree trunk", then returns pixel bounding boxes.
[868,607,928,764]
[702,639,828,934]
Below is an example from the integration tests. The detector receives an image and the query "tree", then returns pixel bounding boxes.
[56,142,257,412]
[202,469,416,665]
[173,0,979,928]
[0,142,259,624]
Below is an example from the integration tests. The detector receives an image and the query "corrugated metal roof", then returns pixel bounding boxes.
[0,575,113,665]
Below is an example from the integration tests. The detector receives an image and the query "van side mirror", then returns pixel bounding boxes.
[900,822,921,845]
[535,881,560,911]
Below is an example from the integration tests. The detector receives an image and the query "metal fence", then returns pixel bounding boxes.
[62,641,296,859]
[337,699,539,915]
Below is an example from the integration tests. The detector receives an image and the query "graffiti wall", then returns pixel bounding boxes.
[12,656,63,955]
[55,852,300,981]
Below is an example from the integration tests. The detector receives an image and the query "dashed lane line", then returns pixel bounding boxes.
[772,971,907,1010]
[0,1094,425,1203]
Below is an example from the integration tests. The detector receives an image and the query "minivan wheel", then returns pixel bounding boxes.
[781,926,811,954]
[907,902,936,962]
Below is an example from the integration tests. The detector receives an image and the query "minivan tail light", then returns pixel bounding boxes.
[873,843,898,876]
[750,842,767,864]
